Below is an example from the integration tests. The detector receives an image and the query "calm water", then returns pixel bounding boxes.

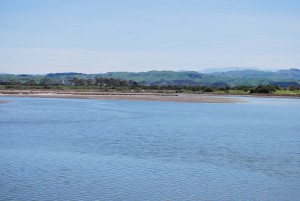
[0,96,300,200]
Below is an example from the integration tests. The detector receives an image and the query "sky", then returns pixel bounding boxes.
[0,0,299,74]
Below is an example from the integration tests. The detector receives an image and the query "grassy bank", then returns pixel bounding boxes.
[1,86,300,98]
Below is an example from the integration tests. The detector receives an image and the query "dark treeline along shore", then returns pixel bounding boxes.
[0,69,300,96]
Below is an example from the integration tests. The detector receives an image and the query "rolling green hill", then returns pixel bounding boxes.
[1,69,299,87]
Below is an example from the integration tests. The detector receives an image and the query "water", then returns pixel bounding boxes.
[0,96,299,200]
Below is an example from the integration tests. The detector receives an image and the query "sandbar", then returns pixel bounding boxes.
[0,90,241,103]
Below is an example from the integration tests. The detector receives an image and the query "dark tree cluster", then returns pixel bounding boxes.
[69,77,137,87]
[1,77,138,89]
[249,85,279,93]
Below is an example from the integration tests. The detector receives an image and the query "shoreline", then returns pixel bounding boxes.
[0,90,241,103]
[1,89,299,103]
[208,92,300,99]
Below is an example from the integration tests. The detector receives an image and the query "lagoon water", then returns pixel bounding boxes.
[0,96,300,200]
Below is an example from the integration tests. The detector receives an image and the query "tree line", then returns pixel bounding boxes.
[0,77,138,88]
[1,76,299,94]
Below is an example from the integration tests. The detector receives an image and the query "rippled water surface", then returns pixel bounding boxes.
[0,96,300,200]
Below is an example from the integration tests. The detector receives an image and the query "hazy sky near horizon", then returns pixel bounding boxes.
[0,0,299,74]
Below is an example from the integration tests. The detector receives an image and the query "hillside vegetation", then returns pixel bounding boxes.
[1,68,299,88]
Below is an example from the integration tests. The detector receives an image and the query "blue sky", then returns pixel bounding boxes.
[0,0,299,74]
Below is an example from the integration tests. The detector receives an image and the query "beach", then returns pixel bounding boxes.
[0,90,240,103]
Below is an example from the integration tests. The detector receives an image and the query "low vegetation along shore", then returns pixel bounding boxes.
[1,81,300,97]
[1,75,300,103]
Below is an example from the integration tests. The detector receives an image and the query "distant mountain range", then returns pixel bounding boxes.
[96,68,300,87]
[199,67,259,73]
[1,68,300,87]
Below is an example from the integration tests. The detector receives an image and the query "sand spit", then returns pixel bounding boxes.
[0,90,241,103]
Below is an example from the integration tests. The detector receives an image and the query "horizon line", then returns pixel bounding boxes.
[1,67,299,75]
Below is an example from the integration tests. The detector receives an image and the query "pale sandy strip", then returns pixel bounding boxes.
[0,91,242,103]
